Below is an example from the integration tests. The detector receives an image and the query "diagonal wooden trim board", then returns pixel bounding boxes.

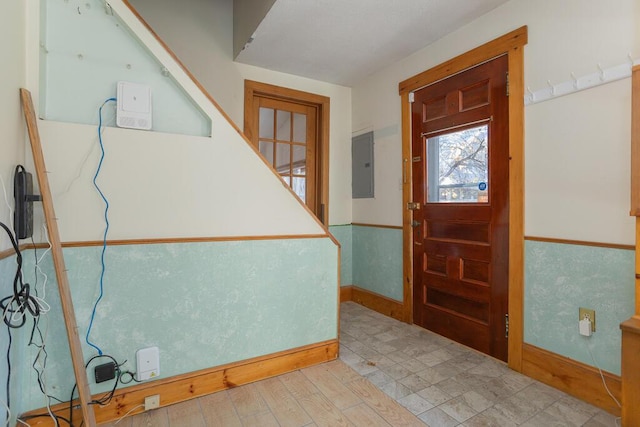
[19,89,97,426]
[21,340,338,426]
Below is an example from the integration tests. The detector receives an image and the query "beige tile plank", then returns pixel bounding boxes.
[129,407,169,427]
[324,360,363,384]
[228,383,269,418]
[280,370,321,399]
[298,392,353,427]
[199,391,243,427]
[301,364,361,410]
[346,378,424,427]
[241,411,280,427]
[255,377,312,427]
[100,418,132,427]
[343,402,393,426]
[166,398,205,426]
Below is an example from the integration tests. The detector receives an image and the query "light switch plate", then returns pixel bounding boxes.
[136,346,160,381]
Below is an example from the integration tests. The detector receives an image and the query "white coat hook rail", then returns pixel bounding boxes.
[525,55,640,106]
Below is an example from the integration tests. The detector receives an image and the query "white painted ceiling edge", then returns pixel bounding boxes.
[235,0,510,86]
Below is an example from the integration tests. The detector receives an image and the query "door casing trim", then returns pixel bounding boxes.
[398,26,528,371]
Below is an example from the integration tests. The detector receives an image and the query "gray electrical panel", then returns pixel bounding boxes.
[352,131,374,198]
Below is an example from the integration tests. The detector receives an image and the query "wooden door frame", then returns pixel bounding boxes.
[399,26,528,371]
[244,80,330,225]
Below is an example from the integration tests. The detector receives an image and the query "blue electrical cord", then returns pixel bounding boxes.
[86,97,117,356]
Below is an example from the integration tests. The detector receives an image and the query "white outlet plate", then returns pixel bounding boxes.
[145,394,160,410]
[136,346,160,381]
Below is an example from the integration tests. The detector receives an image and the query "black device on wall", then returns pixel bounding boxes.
[13,165,42,239]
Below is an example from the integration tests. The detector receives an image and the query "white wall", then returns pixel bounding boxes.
[128,0,353,226]
[0,2,26,251]
[39,121,324,241]
[0,2,26,422]
[352,0,639,244]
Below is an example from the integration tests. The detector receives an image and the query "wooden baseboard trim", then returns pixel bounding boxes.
[522,343,621,416]
[349,286,405,322]
[524,236,634,251]
[340,285,353,302]
[21,340,338,426]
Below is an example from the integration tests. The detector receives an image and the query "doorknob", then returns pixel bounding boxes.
[411,220,420,228]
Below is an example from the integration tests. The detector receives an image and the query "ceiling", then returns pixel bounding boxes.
[234,0,510,87]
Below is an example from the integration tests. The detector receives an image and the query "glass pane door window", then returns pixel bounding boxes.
[426,124,489,203]
[258,106,308,202]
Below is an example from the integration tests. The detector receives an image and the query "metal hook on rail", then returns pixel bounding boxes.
[570,72,579,90]
[526,86,535,103]
[547,80,555,96]
[597,63,605,81]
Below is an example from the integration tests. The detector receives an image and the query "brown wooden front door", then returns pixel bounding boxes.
[411,55,510,361]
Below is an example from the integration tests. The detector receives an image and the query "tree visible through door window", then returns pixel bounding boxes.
[427,124,489,203]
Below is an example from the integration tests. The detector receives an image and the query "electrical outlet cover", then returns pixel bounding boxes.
[578,307,596,332]
[144,394,160,410]
[136,346,160,381]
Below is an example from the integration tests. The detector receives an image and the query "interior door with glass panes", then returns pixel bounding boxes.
[255,97,317,213]
[411,55,510,361]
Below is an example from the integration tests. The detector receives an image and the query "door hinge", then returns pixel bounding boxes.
[409,92,415,103]
[506,72,510,97]
[505,313,509,338]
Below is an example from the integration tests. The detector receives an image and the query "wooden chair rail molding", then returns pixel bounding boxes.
[21,340,338,426]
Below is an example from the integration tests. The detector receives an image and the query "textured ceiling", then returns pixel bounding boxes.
[234,0,509,86]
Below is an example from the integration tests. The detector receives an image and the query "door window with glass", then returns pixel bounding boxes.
[427,124,489,203]
[257,100,315,204]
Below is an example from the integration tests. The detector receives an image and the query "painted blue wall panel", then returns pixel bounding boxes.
[329,224,353,286]
[352,225,402,301]
[16,238,338,413]
[524,240,634,375]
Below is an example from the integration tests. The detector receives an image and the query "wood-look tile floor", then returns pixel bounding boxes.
[103,302,620,426]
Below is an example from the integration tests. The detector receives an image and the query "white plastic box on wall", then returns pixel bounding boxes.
[117,81,152,130]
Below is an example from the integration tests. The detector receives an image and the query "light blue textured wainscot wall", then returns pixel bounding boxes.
[352,224,403,301]
[329,225,352,286]
[524,239,634,375]
[17,237,338,414]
